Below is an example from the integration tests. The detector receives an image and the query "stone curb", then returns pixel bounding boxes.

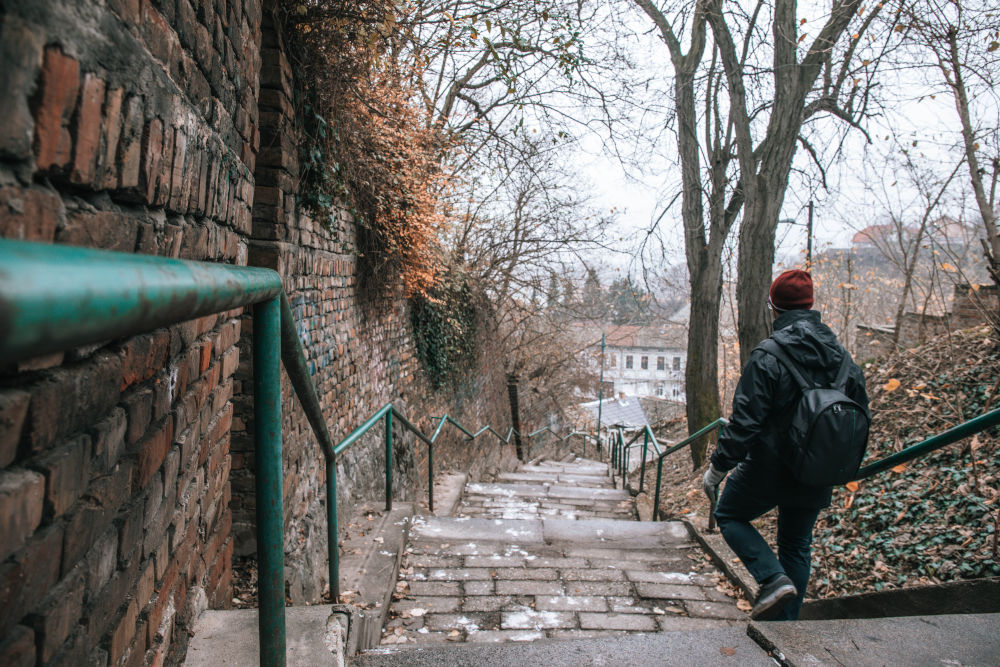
[681,518,756,601]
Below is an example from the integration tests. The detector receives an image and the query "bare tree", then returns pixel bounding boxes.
[901,0,1000,298]
[705,0,896,363]
[633,0,745,465]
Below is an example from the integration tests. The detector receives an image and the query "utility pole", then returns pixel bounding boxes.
[595,333,606,452]
[806,200,814,270]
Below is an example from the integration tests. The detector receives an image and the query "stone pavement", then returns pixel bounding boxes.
[377,456,745,648]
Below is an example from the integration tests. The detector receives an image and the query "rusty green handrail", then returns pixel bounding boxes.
[327,406,594,600]
[0,240,289,666]
[606,418,729,522]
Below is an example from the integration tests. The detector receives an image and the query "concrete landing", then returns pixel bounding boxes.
[750,612,1000,666]
[354,627,770,666]
[186,606,344,666]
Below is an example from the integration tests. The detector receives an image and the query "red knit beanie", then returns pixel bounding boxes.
[769,269,813,311]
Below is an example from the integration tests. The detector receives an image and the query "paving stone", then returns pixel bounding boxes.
[547,629,629,640]
[500,610,577,630]
[407,555,463,568]
[626,570,706,584]
[579,612,658,631]
[423,612,500,632]
[424,568,492,581]
[607,597,656,614]
[635,583,708,601]
[463,580,495,596]
[657,616,737,632]
[564,581,633,596]
[685,600,746,620]
[525,557,588,568]
[561,568,625,581]
[407,581,461,597]
[394,597,461,614]
[461,596,513,612]
[493,567,558,581]
[495,580,565,596]
[534,595,609,612]
[465,630,545,643]
[464,555,525,568]
[566,547,664,561]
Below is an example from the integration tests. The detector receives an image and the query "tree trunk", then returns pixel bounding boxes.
[736,189,782,366]
[686,256,723,468]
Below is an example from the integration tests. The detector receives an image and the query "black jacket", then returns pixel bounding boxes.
[711,309,870,507]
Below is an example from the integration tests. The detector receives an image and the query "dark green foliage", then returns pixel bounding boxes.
[410,272,478,390]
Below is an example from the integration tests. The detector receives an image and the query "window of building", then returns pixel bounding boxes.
[625,355,633,369]
[640,356,648,370]
[673,356,681,371]
[610,354,616,367]
[656,383,664,396]
[673,387,680,397]
[657,356,665,371]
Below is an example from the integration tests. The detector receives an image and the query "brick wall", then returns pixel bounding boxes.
[229,12,516,603]
[0,1,516,664]
[856,284,999,361]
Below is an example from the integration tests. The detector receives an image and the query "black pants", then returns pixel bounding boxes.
[713,463,821,621]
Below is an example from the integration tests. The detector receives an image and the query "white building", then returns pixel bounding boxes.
[603,325,686,400]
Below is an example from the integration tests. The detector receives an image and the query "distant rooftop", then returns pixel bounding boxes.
[579,395,649,429]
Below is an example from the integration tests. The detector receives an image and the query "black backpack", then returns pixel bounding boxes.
[758,339,870,486]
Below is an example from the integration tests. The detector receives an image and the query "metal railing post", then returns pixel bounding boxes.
[327,465,339,601]
[639,429,648,493]
[385,407,393,511]
[428,445,435,513]
[254,296,285,667]
[652,456,664,521]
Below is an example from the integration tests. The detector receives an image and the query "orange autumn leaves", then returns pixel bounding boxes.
[289,0,446,296]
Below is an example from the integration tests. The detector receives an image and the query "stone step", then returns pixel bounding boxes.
[355,626,770,665]
[496,472,612,487]
[463,482,630,502]
[519,462,609,476]
[409,517,690,549]
[749,612,1000,666]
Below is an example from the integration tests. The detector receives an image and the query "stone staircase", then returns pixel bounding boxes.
[366,455,744,653]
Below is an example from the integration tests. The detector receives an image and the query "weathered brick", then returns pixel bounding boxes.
[118,499,144,566]
[98,87,125,190]
[109,598,138,666]
[0,185,64,243]
[141,117,163,205]
[0,390,30,467]
[23,352,122,454]
[29,566,85,663]
[84,527,118,598]
[91,406,127,474]
[0,469,45,563]
[118,95,144,190]
[33,46,80,170]
[70,73,107,184]
[120,331,172,391]
[86,554,139,644]
[63,461,132,574]
[31,433,91,519]
[0,16,43,160]
[0,624,34,667]
[124,387,154,446]
[136,418,174,489]
[0,524,63,639]
[56,209,138,253]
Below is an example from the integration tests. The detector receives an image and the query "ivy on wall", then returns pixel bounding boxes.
[410,271,479,390]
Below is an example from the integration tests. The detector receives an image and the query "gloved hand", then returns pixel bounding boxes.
[702,464,727,505]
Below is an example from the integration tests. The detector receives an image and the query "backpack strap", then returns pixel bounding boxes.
[833,350,853,391]
[757,338,812,390]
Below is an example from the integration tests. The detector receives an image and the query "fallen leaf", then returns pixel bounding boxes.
[736,599,752,612]
[891,463,906,473]
[448,630,461,637]
[845,481,860,492]
[720,646,737,656]
[883,378,901,392]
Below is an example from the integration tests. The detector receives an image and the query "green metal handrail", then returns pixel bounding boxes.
[606,418,729,522]
[326,405,595,601]
[0,240,290,666]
